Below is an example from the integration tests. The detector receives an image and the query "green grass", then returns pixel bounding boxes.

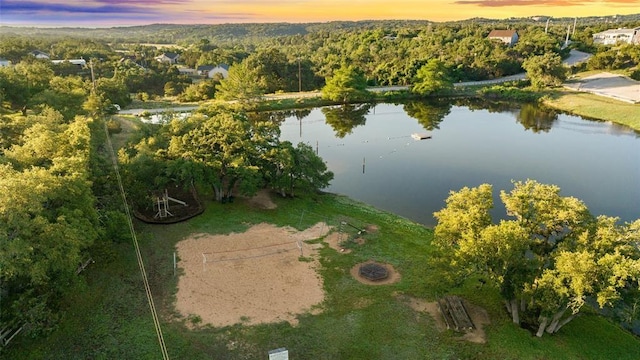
[5,192,639,359]
[543,90,640,132]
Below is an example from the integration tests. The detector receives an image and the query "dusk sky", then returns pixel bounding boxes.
[0,0,638,27]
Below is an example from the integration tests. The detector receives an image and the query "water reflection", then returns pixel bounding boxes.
[403,100,452,131]
[322,104,372,138]
[276,101,640,226]
[516,103,558,133]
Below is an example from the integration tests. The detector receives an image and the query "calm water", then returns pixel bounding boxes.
[278,101,640,227]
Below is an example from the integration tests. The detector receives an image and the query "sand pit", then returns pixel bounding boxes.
[175,222,330,327]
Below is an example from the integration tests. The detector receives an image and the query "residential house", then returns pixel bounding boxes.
[155,52,180,64]
[592,27,640,45]
[0,58,11,67]
[197,64,229,79]
[488,30,519,46]
[51,59,87,67]
[29,50,50,59]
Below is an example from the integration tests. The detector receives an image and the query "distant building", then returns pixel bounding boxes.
[488,30,519,46]
[592,27,640,45]
[196,64,229,79]
[51,59,87,67]
[29,50,50,59]
[155,52,180,64]
[0,58,11,67]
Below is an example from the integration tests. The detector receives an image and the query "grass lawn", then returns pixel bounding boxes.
[543,90,640,132]
[5,192,640,359]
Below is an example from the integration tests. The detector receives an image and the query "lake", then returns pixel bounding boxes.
[278,101,640,227]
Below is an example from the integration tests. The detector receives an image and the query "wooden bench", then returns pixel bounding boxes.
[437,295,475,331]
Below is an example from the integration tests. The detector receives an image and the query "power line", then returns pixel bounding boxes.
[102,119,170,360]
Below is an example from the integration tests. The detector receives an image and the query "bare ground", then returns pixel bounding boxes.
[174,222,330,327]
[406,296,490,343]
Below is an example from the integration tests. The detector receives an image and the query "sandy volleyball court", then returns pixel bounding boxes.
[174,222,330,327]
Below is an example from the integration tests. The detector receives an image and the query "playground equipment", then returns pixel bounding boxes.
[154,189,188,219]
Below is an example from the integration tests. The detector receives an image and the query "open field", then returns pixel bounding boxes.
[6,190,640,359]
[544,90,640,131]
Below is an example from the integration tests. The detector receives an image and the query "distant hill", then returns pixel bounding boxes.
[1,14,638,45]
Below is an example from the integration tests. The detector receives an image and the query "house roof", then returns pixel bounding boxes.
[197,65,215,71]
[30,50,50,57]
[593,27,640,36]
[162,52,179,59]
[488,30,517,38]
[197,64,229,71]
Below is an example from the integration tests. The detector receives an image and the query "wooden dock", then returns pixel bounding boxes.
[411,132,432,140]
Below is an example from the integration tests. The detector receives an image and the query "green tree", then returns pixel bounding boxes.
[267,141,334,197]
[321,64,370,103]
[434,180,640,337]
[522,53,567,90]
[411,59,453,96]
[167,111,268,201]
[0,60,54,115]
[0,111,98,334]
[215,61,266,102]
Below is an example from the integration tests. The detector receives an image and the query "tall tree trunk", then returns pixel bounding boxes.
[506,298,520,324]
[545,308,567,334]
[536,316,549,337]
[551,314,577,334]
[212,184,222,201]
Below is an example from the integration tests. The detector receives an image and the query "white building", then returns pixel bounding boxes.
[488,30,519,46]
[592,27,640,45]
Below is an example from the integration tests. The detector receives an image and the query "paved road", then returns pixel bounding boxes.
[118,105,199,116]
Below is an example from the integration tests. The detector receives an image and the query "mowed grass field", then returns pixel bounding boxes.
[6,192,640,359]
[544,90,640,131]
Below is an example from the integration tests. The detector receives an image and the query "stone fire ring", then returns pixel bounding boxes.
[351,261,401,286]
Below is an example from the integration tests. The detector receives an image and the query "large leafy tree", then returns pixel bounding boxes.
[321,64,370,103]
[167,110,271,201]
[434,180,640,337]
[0,110,98,334]
[411,59,453,96]
[0,60,54,115]
[215,61,266,102]
[267,141,334,197]
[522,53,567,90]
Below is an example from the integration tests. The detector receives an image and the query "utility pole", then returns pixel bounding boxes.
[297,57,302,92]
[545,18,551,33]
[89,59,96,92]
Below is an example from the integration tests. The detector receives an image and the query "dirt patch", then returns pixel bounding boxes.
[174,222,329,327]
[323,224,374,254]
[323,232,351,253]
[406,297,490,344]
[350,261,401,285]
[242,188,277,210]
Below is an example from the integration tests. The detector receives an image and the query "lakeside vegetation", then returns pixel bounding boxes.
[5,192,640,359]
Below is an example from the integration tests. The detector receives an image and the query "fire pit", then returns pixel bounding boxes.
[358,263,389,281]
